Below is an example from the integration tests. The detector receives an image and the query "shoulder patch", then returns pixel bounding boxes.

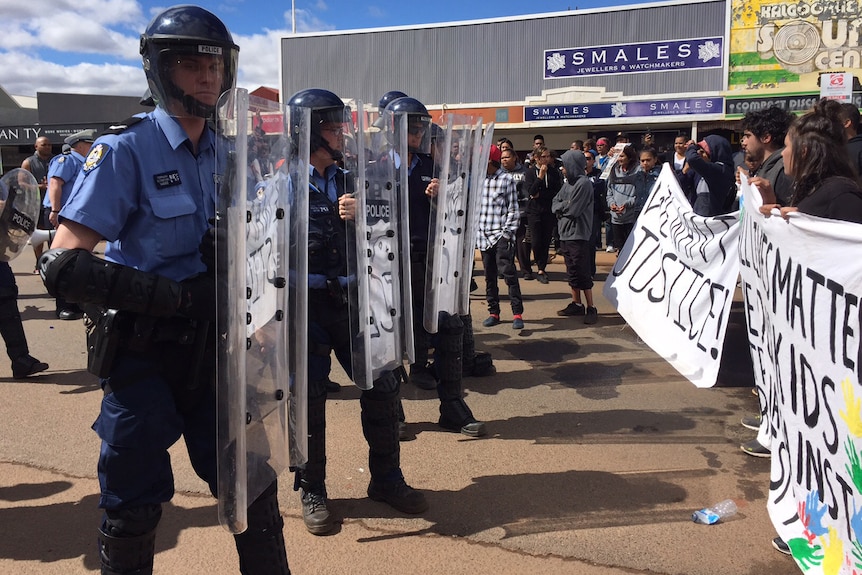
[83,143,110,172]
[56,156,66,164]
[102,115,146,135]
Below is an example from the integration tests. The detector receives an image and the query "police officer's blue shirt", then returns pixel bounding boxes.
[45,150,85,209]
[307,163,349,289]
[61,107,217,282]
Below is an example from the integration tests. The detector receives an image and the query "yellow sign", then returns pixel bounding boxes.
[728,0,862,94]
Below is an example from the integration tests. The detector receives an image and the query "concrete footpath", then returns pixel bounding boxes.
[0,248,794,575]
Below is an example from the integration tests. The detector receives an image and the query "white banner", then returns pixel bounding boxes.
[739,178,862,575]
[603,163,741,387]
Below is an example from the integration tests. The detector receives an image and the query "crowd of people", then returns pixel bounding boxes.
[3,3,861,573]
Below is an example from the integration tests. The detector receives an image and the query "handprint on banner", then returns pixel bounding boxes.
[819,526,844,575]
[840,378,862,437]
[849,503,862,569]
[845,439,862,493]
[800,490,829,538]
[786,537,823,570]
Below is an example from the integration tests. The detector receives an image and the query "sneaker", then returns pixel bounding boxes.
[439,415,487,437]
[367,478,428,514]
[584,306,598,325]
[740,439,771,458]
[772,536,791,555]
[11,355,49,379]
[512,315,524,330]
[325,379,341,393]
[536,273,549,284]
[523,271,534,280]
[557,302,586,316]
[482,315,501,327]
[741,414,762,431]
[300,486,333,535]
[605,246,615,253]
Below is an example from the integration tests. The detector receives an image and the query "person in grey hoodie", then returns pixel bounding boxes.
[605,144,641,253]
[552,150,598,324]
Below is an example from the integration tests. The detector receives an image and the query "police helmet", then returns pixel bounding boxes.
[140,5,239,119]
[287,88,346,160]
[378,90,407,115]
[385,97,432,155]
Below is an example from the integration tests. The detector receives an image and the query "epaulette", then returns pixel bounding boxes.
[101,115,146,136]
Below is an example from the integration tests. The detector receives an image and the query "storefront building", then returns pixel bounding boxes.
[280,0,861,154]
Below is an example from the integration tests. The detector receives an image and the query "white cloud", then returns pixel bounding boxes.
[366,5,386,19]
[0,51,146,97]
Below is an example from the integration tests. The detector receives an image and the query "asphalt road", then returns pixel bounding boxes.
[0,247,794,575]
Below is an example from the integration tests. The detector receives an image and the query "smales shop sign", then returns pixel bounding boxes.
[544,37,723,79]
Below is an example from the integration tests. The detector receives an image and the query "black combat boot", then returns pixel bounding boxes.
[437,313,486,437]
[361,386,428,514]
[0,290,47,379]
[296,392,333,534]
[460,313,494,377]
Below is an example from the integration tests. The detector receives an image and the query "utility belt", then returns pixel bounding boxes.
[308,277,349,308]
[85,306,210,383]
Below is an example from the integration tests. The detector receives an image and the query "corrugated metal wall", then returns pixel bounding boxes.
[280,0,726,107]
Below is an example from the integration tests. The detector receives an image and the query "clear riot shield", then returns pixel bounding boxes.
[423,116,479,333]
[214,89,306,534]
[0,169,40,262]
[345,103,406,388]
[459,122,495,315]
[393,112,416,364]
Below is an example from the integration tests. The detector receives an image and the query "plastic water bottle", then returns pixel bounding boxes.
[692,499,738,524]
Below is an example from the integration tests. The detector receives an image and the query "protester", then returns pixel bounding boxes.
[683,134,737,216]
[605,144,640,253]
[760,99,862,224]
[552,150,597,324]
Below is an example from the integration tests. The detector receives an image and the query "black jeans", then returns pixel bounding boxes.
[481,237,523,317]
[527,211,555,272]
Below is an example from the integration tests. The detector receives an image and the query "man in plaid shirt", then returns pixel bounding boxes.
[477,145,525,330]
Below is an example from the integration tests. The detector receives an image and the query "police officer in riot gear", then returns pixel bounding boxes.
[39,6,291,574]
[386,96,488,437]
[287,88,428,536]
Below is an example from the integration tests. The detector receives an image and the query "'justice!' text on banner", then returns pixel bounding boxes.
[603,164,740,387]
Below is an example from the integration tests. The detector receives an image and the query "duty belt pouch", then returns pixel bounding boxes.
[86,308,122,378]
[326,278,347,308]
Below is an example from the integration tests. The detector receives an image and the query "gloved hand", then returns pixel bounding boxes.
[199,220,227,275]
[177,274,216,321]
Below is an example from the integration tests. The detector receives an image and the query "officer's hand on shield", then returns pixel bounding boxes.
[338,193,356,221]
[199,222,226,274]
[425,178,439,199]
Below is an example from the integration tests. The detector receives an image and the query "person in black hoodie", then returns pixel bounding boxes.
[683,134,737,216]
[523,145,562,283]
[839,102,862,177]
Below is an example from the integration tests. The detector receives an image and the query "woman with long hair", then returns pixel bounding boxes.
[760,98,862,223]
[606,144,641,253]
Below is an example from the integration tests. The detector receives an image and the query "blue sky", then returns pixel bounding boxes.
[0,0,656,99]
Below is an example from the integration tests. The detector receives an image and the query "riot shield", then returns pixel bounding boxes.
[345,103,407,389]
[393,112,416,364]
[214,89,306,534]
[0,169,40,262]
[423,116,480,333]
[459,122,495,315]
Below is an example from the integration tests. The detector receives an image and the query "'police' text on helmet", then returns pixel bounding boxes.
[140,5,240,119]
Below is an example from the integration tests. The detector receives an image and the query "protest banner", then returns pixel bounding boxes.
[603,163,740,387]
[739,178,862,574]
